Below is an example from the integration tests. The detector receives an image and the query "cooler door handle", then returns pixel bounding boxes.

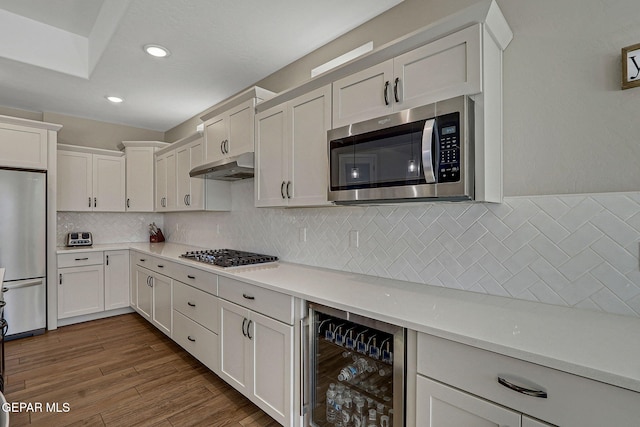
[421,118,437,184]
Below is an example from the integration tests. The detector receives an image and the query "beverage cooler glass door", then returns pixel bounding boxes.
[307,303,405,427]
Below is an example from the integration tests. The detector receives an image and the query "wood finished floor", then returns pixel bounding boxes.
[4,313,281,427]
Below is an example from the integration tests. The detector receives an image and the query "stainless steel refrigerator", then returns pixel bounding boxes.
[0,168,47,338]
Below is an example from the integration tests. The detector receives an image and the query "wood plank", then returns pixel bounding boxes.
[4,313,282,426]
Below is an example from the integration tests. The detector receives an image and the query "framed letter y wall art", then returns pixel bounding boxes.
[622,43,640,90]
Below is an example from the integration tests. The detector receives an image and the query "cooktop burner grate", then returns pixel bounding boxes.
[180,249,278,268]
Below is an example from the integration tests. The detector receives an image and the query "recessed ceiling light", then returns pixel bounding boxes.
[106,96,123,103]
[144,44,170,58]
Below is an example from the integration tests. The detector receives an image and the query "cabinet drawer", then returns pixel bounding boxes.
[218,276,294,325]
[172,263,218,295]
[58,251,103,268]
[173,281,219,333]
[417,333,640,427]
[133,253,177,277]
[173,310,219,373]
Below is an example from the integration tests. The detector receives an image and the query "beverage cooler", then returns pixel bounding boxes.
[306,303,405,427]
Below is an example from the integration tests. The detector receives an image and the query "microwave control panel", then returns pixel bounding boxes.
[436,112,460,183]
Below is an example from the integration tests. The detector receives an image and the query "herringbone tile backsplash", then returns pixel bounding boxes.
[164,180,640,318]
[57,180,640,318]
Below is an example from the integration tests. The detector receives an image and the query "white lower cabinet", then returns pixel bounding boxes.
[132,264,172,336]
[104,250,129,310]
[57,250,130,321]
[58,264,104,319]
[219,296,294,427]
[172,280,219,373]
[414,332,640,427]
[417,376,521,427]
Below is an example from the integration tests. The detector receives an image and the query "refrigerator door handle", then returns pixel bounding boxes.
[3,278,44,291]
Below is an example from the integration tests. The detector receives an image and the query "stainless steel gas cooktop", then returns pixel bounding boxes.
[180,249,278,268]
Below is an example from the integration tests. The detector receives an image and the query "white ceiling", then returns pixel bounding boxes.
[0,0,403,132]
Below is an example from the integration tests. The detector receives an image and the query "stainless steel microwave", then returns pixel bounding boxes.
[328,96,474,204]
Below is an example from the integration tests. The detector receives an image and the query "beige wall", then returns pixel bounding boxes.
[0,106,43,121]
[43,112,164,151]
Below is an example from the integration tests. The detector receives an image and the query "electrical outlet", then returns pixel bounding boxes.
[349,230,359,248]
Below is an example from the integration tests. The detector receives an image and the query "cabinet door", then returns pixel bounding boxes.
[332,59,393,128]
[176,145,191,210]
[93,155,125,211]
[416,376,521,427]
[204,115,227,163]
[151,273,172,336]
[165,151,177,210]
[57,150,92,211]
[250,310,293,427]
[58,265,105,319]
[227,100,254,156]
[155,155,167,211]
[135,267,152,320]
[219,299,250,394]
[288,85,332,207]
[255,105,287,207]
[104,250,130,310]
[125,146,154,212]
[394,24,481,110]
[187,139,205,210]
[0,123,48,170]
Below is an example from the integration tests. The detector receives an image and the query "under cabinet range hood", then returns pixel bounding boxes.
[189,152,254,181]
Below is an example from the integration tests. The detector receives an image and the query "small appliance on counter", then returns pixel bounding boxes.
[65,232,93,247]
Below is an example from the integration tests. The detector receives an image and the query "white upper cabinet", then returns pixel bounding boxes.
[204,100,254,164]
[57,145,125,212]
[332,24,481,128]
[201,86,275,164]
[255,85,332,208]
[121,141,169,212]
[0,116,60,170]
[176,137,205,210]
[154,133,231,212]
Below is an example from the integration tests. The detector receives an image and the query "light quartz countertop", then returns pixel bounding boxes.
[57,242,640,393]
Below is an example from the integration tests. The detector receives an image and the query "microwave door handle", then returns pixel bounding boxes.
[422,118,437,184]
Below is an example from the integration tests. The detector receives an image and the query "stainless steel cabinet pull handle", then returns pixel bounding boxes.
[384,81,390,105]
[94,197,97,208]
[126,198,130,209]
[220,140,225,155]
[187,336,196,342]
[88,197,91,208]
[281,181,286,199]
[498,377,547,399]
[75,257,89,261]
[59,274,62,285]
[393,77,400,102]
[187,302,196,307]
[187,194,190,206]
[247,320,253,340]
[242,293,255,300]
[225,139,229,153]
[106,255,109,266]
[157,265,164,268]
[286,181,291,199]
[242,318,248,337]
[140,258,146,262]
[187,275,195,279]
